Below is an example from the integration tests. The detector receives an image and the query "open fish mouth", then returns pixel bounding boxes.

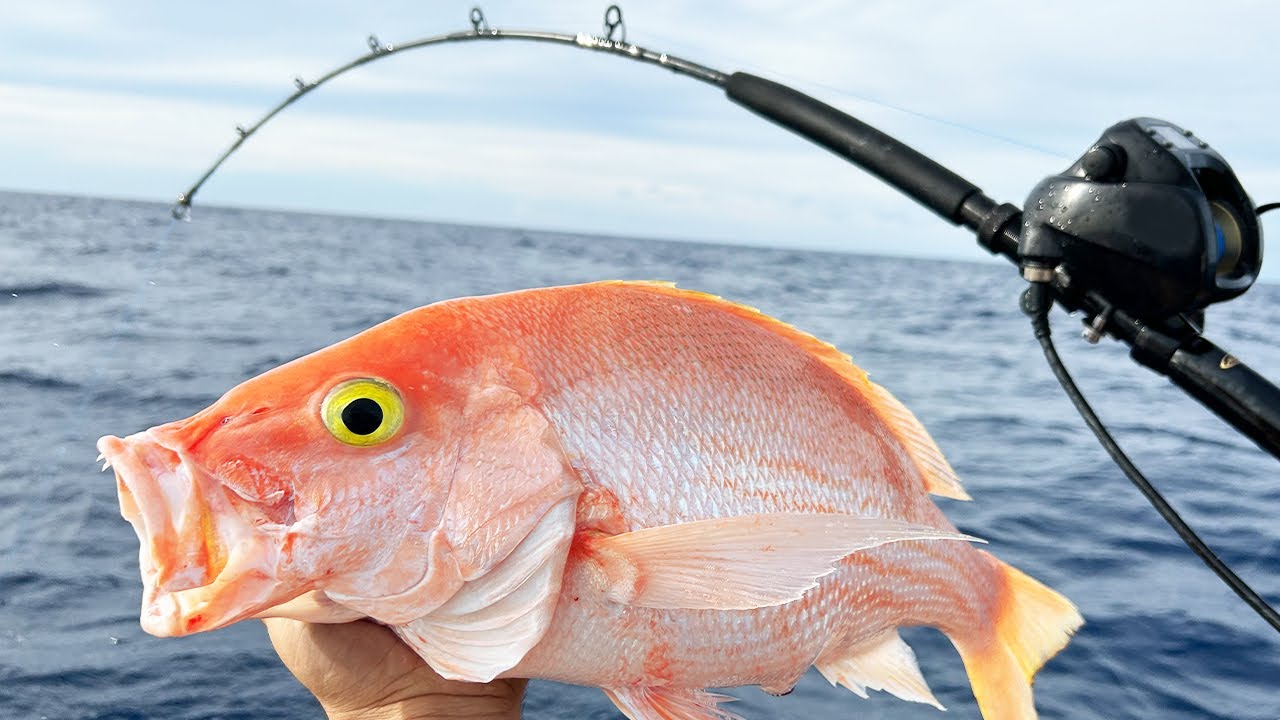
[97,431,284,636]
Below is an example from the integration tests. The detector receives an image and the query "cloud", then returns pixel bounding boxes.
[0,2,107,36]
[1,0,1277,280]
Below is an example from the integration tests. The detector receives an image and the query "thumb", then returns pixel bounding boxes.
[263,618,527,720]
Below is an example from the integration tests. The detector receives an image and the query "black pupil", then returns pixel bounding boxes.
[341,398,384,436]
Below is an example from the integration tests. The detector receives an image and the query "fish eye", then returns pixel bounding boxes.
[321,378,405,446]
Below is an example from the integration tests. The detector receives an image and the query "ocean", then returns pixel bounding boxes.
[1,189,1277,719]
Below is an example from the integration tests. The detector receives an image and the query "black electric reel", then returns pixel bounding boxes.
[1019,118,1262,322]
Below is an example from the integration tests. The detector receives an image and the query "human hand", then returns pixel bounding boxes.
[263,618,527,720]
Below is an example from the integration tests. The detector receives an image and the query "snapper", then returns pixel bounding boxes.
[98,281,1081,720]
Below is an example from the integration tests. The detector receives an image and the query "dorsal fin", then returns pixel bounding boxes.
[861,380,970,500]
[602,281,969,501]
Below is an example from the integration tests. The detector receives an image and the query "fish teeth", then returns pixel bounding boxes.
[97,452,112,472]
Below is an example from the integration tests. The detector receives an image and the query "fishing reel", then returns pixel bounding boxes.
[1018,118,1262,323]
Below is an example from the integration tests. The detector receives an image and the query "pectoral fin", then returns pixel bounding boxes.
[582,513,979,610]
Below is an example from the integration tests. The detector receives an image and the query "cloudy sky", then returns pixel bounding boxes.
[3,1,1278,278]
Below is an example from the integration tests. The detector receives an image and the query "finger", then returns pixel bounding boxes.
[265,618,416,675]
[263,618,528,718]
[263,618,408,710]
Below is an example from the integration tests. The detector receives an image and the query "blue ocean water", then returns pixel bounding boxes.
[0,188,1277,719]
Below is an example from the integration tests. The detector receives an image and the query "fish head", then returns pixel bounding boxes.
[98,311,471,636]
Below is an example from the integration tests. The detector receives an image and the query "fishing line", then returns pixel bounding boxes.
[84,216,186,428]
[1022,283,1280,634]
[55,211,184,550]
[636,28,1072,161]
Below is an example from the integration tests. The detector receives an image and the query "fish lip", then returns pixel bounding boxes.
[97,431,286,637]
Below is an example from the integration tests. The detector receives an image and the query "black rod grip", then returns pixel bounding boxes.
[725,72,982,225]
[1161,341,1280,458]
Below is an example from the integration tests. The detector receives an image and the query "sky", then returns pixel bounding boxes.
[2,1,1278,280]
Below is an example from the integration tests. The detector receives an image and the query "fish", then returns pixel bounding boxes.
[97,281,1081,720]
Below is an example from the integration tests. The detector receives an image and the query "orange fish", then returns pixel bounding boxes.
[98,281,1081,720]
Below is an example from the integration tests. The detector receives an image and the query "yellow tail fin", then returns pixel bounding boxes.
[953,552,1082,720]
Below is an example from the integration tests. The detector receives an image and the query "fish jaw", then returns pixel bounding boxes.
[98,432,293,636]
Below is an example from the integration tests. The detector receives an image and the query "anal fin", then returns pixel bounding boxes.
[604,686,742,720]
[816,629,944,710]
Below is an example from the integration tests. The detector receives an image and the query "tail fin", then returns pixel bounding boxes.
[952,552,1082,720]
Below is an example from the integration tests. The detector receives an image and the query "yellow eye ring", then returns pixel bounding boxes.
[321,378,405,446]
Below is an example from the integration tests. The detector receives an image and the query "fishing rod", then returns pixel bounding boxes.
[171,6,1280,633]
[171,7,725,216]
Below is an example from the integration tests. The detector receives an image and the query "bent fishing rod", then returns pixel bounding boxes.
[171,6,1280,634]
